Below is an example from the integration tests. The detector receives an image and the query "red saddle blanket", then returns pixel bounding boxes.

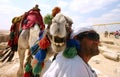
[22,9,45,30]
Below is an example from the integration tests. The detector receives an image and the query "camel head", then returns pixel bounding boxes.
[47,13,73,53]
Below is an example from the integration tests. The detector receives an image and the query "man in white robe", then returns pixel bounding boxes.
[43,25,99,77]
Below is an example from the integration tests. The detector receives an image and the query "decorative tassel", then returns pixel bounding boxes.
[63,39,80,58]
[66,39,80,50]
[7,40,12,47]
[13,36,18,45]
[30,44,39,55]
[39,36,50,49]
[33,49,46,75]
[10,32,14,39]
[11,44,18,51]
[52,7,61,17]
[35,49,46,62]
[19,28,22,35]
[39,30,44,40]
[63,47,77,58]
[34,74,40,77]
[24,54,33,72]
[32,59,44,75]
[44,14,53,25]
[24,57,34,77]
[24,70,34,77]
[41,62,44,67]
[30,35,42,55]
[31,58,38,68]
[24,72,31,77]
[33,62,42,75]
[8,31,14,47]
[25,63,32,72]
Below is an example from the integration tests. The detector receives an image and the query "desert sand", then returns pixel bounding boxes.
[0,30,120,77]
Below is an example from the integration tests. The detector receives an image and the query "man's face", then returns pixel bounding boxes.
[80,30,100,57]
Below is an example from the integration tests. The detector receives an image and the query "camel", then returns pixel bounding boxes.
[40,13,73,77]
[0,4,45,77]
[0,5,45,63]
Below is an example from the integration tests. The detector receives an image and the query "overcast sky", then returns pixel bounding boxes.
[0,0,120,31]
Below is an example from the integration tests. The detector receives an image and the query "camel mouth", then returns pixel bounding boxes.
[49,35,66,47]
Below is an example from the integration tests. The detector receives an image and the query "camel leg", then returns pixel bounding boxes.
[17,30,29,77]
[17,47,26,77]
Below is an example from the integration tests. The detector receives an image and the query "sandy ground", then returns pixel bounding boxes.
[89,33,120,77]
[0,31,120,77]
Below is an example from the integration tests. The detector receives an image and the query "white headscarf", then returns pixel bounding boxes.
[70,25,95,39]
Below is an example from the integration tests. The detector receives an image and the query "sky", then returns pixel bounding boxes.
[0,0,120,32]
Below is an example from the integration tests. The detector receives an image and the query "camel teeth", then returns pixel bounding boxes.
[55,42,64,46]
[51,40,65,46]
[55,43,59,46]
[59,43,64,46]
